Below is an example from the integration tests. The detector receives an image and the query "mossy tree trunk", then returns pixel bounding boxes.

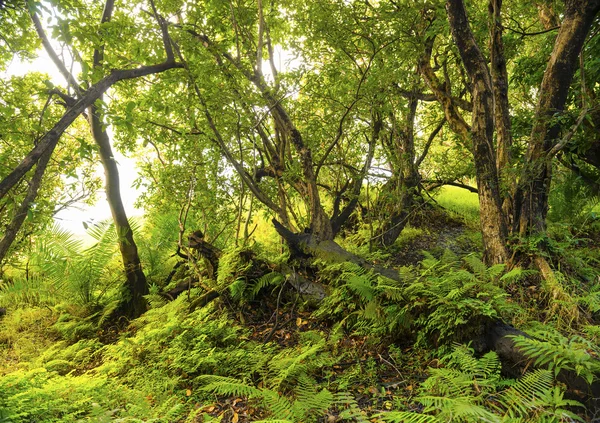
[515,0,600,237]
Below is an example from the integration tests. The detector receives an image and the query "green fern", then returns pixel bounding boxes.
[334,392,370,423]
[378,345,583,423]
[510,330,600,384]
[250,271,285,299]
[198,374,333,422]
[378,411,438,423]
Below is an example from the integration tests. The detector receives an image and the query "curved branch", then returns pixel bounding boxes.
[29,9,82,95]
[0,61,183,200]
[416,117,445,167]
[424,180,478,193]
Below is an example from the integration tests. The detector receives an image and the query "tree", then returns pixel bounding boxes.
[0,0,183,318]
[418,0,599,263]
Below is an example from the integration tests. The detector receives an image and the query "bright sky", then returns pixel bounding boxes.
[3,49,143,236]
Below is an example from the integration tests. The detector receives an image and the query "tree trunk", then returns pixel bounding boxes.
[89,103,148,319]
[378,95,420,247]
[446,0,509,264]
[273,219,401,282]
[0,147,52,264]
[489,0,514,224]
[516,0,600,237]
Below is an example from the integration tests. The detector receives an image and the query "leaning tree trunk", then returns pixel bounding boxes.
[89,103,148,319]
[87,0,148,320]
[446,0,509,264]
[0,147,52,264]
[516,0,600,237]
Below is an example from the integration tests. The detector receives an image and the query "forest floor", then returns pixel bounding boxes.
[1,190,600,422]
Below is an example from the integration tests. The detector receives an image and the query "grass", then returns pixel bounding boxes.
[434,185,480,224]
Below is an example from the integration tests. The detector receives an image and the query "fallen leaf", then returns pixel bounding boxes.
[186,389,192,396]
[232,411,239,423]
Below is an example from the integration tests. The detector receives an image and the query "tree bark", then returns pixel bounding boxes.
[488,0,514,222]
[273,219,401,282]
[0,147,52,264]
[89,103,148,319]
[378,94,421,246]
[516,0,600,237]
[86,0,150,319]
[446,0,509,264]
[331,114,378,237]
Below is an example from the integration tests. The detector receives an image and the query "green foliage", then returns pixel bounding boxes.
[199,374,333,422]
[0,222,122,310]
[316,251,515,345]
[548,171,599,228]
[379,345,584,423]
[405,252,514,345]
[511,329,600,385]
[0,368,152,423]
[217,246,253,289]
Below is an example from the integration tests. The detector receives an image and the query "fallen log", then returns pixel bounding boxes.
[479,321,600,410]
[272,219,400,282]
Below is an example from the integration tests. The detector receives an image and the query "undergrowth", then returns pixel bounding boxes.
[1,238,599,422]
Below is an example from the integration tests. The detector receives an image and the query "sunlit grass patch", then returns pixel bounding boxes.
[435,185,480,224]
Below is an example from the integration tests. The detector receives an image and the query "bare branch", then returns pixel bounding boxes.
[29,9,82,95]
[416,117,445,167]
[424,180,478,193]
[149,0,174,62]
[547,108,590,158]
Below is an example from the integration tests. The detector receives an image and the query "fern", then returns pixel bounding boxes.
[510,330,600,384]
[378,411,438,423]
[497,369,554,418]
[500,267,538,285]
[334,392,370,423]
[198,374,333,421]
[250,271,285,299]
[381,345,582,423]
[419,395,500,422]
[199,375,263,397]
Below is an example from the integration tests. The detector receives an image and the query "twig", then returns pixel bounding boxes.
[263,277,289,343]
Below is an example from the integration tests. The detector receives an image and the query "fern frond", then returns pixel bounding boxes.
[377,411,438,423]
[499,267,538,284]
[498,369,553,417]
[334,392,369,423]
[250,272,285,299]
[419,395,500,422]
[511,332,600,383]
[261,389,294,419]
[346,274,376,301]
[463,254,487,278]
[197,375,262,397]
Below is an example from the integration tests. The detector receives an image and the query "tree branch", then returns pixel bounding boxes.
[0,61,182,200]
[416,117,445,167]
[29,9,82,95]
[424,179,478,193]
